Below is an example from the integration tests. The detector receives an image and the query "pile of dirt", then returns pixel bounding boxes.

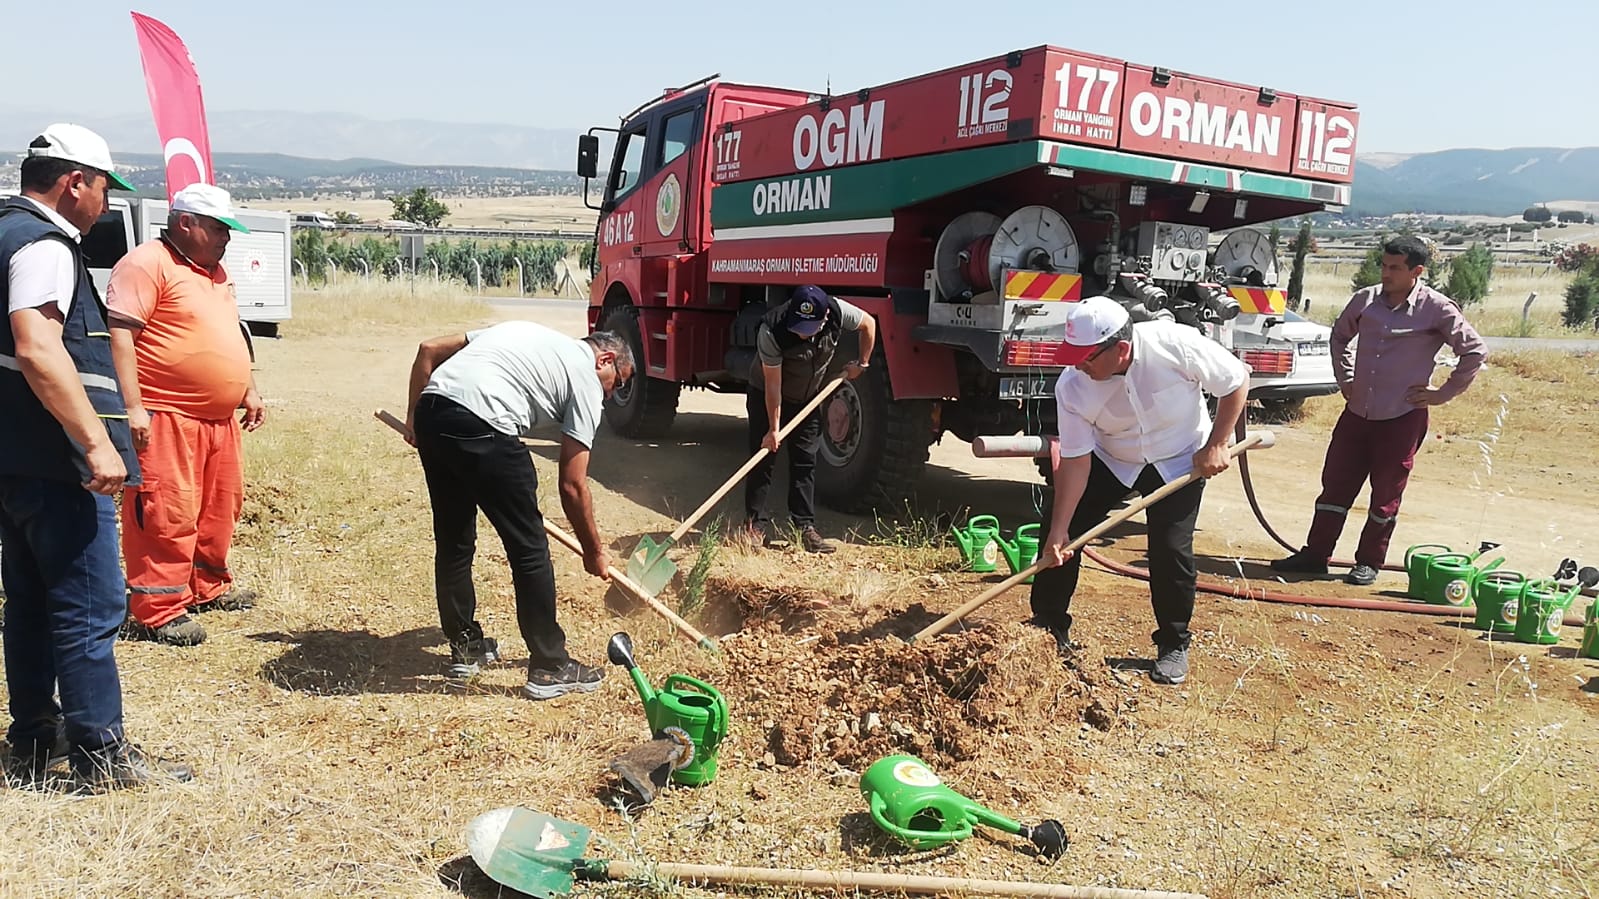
[717,619,1132,771]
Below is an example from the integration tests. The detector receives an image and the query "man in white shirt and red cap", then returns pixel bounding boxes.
[1031,296,1250,685]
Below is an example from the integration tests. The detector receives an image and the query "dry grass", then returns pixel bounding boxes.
[1295,262,1587,338]
[243,196,597,233]
[4,285,1598,899]
[282,280,492,339]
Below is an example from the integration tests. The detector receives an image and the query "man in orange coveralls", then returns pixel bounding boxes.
[108,183,265,646]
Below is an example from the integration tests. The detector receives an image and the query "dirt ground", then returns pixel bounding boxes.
[1,289,1596,899]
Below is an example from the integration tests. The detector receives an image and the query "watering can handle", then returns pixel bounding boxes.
[663,674,728,739]
[968,515,1000,530]
[962,800,1025,835]
[1405,543,1451,567]
[867,793,973,845]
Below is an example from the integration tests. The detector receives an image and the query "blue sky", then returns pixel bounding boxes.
[4,0,1596,154]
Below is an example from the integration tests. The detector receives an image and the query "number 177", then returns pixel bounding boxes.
[1056,64,1119,116]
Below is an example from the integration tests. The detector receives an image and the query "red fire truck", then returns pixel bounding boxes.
[576,45,1357,513]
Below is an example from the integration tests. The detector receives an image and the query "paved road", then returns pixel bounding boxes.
[1484,335,1599,353]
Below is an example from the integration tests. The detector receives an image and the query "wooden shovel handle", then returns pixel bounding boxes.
[911,431,1274,643]
[541,521,720,655]
[602,859,1208,899]
[374,409,719,655]
[664,375,846,544]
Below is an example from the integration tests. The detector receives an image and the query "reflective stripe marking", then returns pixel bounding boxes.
[1368,511,1395,525]
[1315,504,1348,516]
[0,353,119,392]
[86,331,110,338]
[129,585,187,595]
[79,371,117,391]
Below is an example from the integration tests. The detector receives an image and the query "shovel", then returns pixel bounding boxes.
[374,409,719,655]
[911,431,1276,643]
[464,806,1210,899]
[625,375,847,597]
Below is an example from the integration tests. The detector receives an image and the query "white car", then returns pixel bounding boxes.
[1229,309,1339,416]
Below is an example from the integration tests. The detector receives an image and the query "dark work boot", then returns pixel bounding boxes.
[122,613,207,646]
[800,526,837,554]
[1270,551,1329,575]
[448,636,501,680]
[4,728,69,787]
[72,743,195,793]
[1345,564,1379,586]
[523,659,605,701]
[1151,645,1190,685]
[196,588,257,613]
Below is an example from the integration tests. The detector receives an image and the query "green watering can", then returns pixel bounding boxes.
[1471,569,1528,634]
[1515,579,1586,646]
[1421,544,1504,606]
[606,633,728,786]
[1404,543,1454,599]
[996,524,1042,584]
[950,515,1003,574]
[859,755,1067,858]
[1581,597,1599,660]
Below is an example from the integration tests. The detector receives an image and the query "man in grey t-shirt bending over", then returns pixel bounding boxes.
[404,320,633,699]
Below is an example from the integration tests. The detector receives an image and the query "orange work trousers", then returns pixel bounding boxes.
[123,411,244,627]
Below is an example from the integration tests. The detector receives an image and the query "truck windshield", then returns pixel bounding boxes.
[611,128,646,200]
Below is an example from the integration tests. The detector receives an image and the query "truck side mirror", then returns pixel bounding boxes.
[577,135,599,179]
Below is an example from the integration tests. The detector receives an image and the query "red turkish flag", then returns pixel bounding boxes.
[131,12,214,200]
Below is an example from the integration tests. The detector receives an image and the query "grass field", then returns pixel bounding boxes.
[1297,262,1589,338]
[2,280,1596,899]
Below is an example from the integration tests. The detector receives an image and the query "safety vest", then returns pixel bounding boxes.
[749,296,841,403]
[0,198,141,486]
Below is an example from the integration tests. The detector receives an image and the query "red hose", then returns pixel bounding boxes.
[1230,415,1597,599]
[962,236,995,293]
[1080,547,1587,628]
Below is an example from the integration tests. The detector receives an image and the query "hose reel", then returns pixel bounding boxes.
[933,206,1081,299]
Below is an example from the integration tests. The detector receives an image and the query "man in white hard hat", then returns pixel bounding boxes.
[0,124,193,790]
[1030,296,1250,685]
[108,182,265,647]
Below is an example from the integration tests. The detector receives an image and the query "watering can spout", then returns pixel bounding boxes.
[994,532,1021,573]
[949,525,974,558]
[606,632,657,707]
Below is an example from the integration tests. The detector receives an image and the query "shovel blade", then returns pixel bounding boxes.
[625,535,678,597]
[465,806,591,898]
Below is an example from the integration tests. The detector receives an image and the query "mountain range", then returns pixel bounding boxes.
[3,106,1597,217]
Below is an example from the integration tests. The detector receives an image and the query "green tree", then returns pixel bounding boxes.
[332,210,362,226]
[1268,222,1280,254]
[291,227,328,281]
[579,239,598,275]
[1444,243,1493,305]
[1523,206,1553,223]
[389,188,450,228]
[1286,220,1312,311]
[1351,245,1384,293]
[1563,262,1599,329]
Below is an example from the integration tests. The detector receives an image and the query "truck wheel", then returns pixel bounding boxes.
[816,364,934,513]
[599,305,680,438]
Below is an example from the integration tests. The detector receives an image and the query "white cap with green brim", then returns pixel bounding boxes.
[171,182,249,233]
[25,123,137,192]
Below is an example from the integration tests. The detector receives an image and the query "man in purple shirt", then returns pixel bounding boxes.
[1272,236,1487,585]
